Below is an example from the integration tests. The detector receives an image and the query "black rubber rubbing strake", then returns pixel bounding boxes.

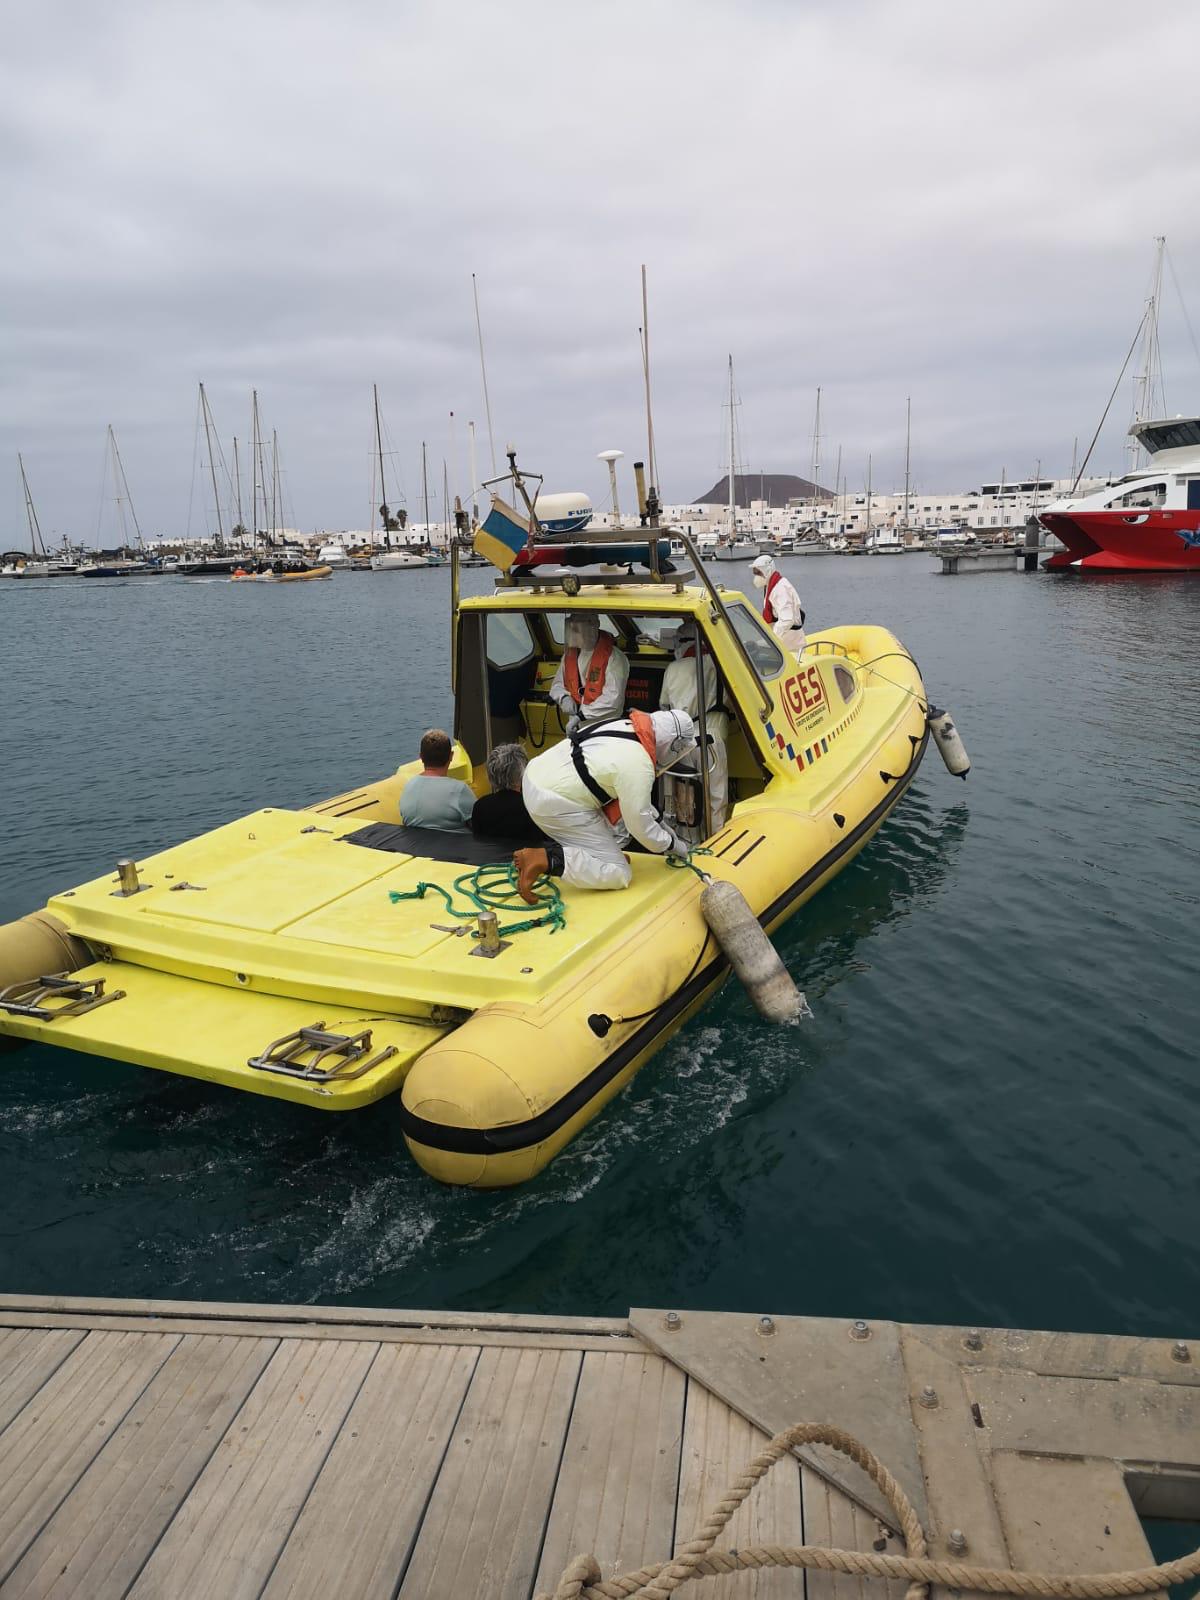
[399,725,930,1156]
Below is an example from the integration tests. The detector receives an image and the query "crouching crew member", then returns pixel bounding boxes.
[514,709,696,900]
[550,613,629,731]
[660,621,730,839]
[751,553,806,655]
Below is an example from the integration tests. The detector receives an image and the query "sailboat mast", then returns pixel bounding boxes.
[271,429,280,540]
[251,391,261,559]
[810,387,821,500]
[109,425,143,549]
[18,453,46,557]
[1131,235,1166,470]
[199,383,226,551]
[468,420,478,525]
[232,437,243,537]
[833,443,842,534]
[373,383,390,546]
[443,460,449,544]
[421,441,430,546]
[902,396,912,530]
[865,453,873,544]
[727,355,736,538]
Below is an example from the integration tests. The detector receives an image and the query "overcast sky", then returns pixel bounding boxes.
[4,0,1200,544]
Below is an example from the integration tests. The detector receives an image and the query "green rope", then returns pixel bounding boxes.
[388,860,566,938]
[665,846,715,882]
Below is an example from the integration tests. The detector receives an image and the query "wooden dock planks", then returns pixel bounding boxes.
[2,1335,275,1600]
[3,1295,1189,1600]
[534,1350,686,1593]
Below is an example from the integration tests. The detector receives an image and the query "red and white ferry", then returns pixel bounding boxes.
[1040,417,1200,572]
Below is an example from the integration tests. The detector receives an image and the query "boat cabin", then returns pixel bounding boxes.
[449,552,866,840]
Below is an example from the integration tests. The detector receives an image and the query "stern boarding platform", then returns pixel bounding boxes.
[0,1293,1196,1599]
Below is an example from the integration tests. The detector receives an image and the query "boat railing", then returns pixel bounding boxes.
[805,639,854,659]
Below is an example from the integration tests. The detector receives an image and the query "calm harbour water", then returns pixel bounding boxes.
[0,558,1196,1335]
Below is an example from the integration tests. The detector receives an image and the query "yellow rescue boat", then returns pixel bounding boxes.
[0,538,954,1186]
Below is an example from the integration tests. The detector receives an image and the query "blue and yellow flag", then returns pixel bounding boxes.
[473,495,529,572]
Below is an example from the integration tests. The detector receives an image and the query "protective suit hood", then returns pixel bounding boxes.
[751,553,775,590]
[565,613,600,651]
[649,708,697,766]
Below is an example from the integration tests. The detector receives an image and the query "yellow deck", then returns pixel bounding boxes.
[1,593,930,1139]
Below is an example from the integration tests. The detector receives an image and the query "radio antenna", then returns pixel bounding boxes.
[640,264,661,522]
[472,273,498,475]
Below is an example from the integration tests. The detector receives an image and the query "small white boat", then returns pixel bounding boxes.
[370,547,430,571]
[316,539,351,569]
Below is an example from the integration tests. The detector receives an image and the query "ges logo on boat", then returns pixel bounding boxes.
[782,666,825,736]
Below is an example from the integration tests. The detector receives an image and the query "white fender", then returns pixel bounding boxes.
[928,706,970,779]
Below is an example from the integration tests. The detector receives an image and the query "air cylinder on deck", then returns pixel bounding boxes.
[700,878,805,1024]
[927,706,970,779]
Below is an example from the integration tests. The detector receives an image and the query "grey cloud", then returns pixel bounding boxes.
[3,0,1200,541]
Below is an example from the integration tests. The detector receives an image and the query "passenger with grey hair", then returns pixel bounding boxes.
[471,743,544,845]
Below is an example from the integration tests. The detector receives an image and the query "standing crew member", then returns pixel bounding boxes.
[514,709,696,899]
[660,621,730,838]
[549,613,629,731]
[751,553,806,654]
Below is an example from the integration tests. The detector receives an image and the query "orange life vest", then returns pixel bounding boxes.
[563,631,615,705]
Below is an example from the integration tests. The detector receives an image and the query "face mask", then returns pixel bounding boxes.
[753,573,767,589]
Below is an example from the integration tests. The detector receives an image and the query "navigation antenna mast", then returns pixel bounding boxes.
[640,264,660,522]
[727,355,737,539]
[902,396,912,534]
[1130,236,1166,470]
[18,454,46,558]
[198,383,226,552]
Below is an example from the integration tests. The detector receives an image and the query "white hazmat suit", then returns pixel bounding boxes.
[549,613,629,731]
[521,709,696,890]
[660,623,730,838]
[751,554,806,654]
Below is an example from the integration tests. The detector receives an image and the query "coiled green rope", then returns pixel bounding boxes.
[388,860,566,938]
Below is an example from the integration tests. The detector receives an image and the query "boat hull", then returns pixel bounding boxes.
[1040,510,1200,571]
[0,614,930,1186]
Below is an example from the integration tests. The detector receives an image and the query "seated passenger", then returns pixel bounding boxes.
[398,728,474,832]
[549,613,629,732]
[471,744,545,846]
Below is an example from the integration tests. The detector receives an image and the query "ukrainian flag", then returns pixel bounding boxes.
[474,495,529,572]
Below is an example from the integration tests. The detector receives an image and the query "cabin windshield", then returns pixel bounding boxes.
[1135,419,1200,454]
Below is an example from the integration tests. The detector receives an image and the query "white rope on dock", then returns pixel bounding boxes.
[538,1422,1200,1600]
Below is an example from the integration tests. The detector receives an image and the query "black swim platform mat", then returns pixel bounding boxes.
[339,822,515,866]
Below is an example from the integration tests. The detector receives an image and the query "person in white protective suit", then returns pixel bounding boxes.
[751,553,806,654]
[514,708,697,900]
[659,622,730,840]
[549,613,630,732]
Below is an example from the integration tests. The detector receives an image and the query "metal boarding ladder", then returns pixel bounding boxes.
[247,1024,399,1083]
[0,973,126,1021]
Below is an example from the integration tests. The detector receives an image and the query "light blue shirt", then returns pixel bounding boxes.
[399,773,475,832]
